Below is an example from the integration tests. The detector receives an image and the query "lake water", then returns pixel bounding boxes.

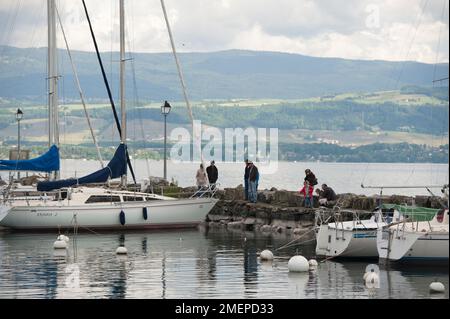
[1,159,447,196]
[0,228,447,299]
[55,159,448,196]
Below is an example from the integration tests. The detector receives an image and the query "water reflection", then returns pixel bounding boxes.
[243,243,258,297]
[0,229,448,299]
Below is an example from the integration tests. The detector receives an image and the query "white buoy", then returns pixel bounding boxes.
[288,255,309,272]
[363,272,370,281]
[260,250,274,261]
[53,240,67,249]
[365,264,380,274]
[57,235,70,243]
[308,259,318,268]
[116,246,128,255]
[365,270,380,289]
[429,282,445,293]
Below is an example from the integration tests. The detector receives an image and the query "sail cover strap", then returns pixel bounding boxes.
[81,0,136,184]
[0,145,60,172]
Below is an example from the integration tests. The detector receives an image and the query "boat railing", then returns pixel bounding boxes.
[190,183,220,199]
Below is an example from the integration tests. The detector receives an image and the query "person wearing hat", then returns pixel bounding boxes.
[206,160,218,189]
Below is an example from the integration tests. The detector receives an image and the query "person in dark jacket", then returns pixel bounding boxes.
[244,159,250,200]
[304,169,317,186]
[318,183,337,206]
[248,161,259,203]
[206,161,218,187]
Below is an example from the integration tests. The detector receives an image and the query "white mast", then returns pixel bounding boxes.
[120,0,127,188]
[48,0,59,179]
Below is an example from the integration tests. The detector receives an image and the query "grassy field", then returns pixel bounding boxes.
[0,89,447,146]
[279,129,447,147]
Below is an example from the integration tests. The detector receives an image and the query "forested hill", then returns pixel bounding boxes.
[0,45,448,102]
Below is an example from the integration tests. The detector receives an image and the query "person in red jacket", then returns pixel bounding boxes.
[299,180,314,208]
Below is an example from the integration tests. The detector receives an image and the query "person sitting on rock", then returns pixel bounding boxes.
[299,180,314,208]
[318,183,337,207]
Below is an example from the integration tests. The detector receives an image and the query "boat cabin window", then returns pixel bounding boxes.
[144,196,162,201]
[123,196,144,202]
[85,195,121,204]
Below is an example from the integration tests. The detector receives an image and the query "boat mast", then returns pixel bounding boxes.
[48,0,59,179]
[120,0,127,188]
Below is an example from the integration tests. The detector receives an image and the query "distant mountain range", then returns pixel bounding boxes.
[0,45,448,102]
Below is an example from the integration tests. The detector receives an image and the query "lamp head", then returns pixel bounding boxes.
[161,100,171,115]
[16,108,23,121]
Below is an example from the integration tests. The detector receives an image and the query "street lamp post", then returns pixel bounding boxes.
[16,108,23,179]
[161,101,171,181]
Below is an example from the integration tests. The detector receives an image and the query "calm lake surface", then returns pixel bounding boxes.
[0,228,448,299]
[54,160,449,196]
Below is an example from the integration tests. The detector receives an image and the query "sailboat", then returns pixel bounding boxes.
[315,206,403,258]
[377,187,449,263]
[0,0,218,230]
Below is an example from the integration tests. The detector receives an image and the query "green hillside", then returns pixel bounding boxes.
[0,46,448,102]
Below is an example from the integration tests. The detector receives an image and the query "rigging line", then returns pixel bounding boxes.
[124,10,151,180]
[160,0,193,124]
[55,5,104,168]
[0,0,14,45]
[81,0,136,184]
[0,0,22,57]
[161,0,209,183]
[130,57,151,179]
[394,0,430,89]
[432,0,448,84]
[385,0,427,90]
[15,1,45,81]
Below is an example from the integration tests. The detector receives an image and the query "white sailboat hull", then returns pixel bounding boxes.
[315,208,394,259]
[316,226,380,258]
[378,228,449,262]
[0,204,11,223]
[0,198,218,230]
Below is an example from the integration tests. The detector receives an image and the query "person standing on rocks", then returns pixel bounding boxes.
[299,180,314,208]
[244,159,251,200]
[304,169,318,187]
[206,160,218,189]
[248,161,259,203]
[196,163,208,193]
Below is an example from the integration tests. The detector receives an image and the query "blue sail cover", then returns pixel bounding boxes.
[0,145,60,172]
[37,144,127,192]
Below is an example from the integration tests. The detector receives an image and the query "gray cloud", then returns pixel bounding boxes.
[0,0,448,63]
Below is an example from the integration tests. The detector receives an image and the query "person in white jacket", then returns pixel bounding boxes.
[196,163,208,190]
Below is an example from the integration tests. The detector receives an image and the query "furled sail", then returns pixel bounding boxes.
[0,145,60,172]
[37,144,127,192]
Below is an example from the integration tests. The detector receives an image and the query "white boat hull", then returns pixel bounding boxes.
[316,227,379,258]
[378,228,449,262]
[0,204,11,223]
[0,198,218,230]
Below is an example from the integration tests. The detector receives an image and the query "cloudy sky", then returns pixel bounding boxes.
[0,0,448,63]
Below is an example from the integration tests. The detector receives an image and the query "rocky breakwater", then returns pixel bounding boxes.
[141,183,444,235]
[205,185,445,235]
